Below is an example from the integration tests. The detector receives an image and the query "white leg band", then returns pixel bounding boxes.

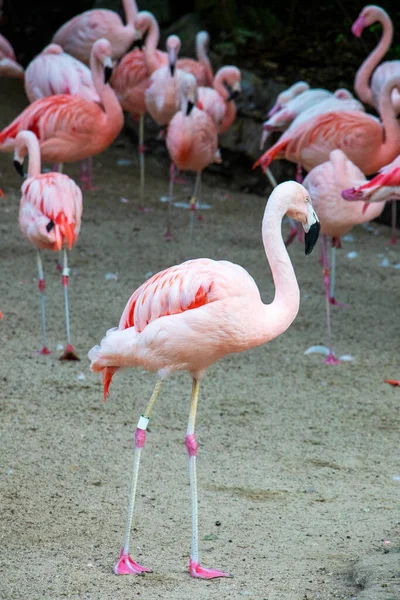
[137,415,149,430]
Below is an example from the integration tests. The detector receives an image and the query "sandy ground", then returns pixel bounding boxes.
[1,80,400,600]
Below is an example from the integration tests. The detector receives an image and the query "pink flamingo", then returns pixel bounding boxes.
[0,33,24,78]
[254,76,400,177]
[352,5,400,115]
[165,73,221,238]
[197,66,241,134]
[303,149,385,364]
[52,0,138,65]
[267,81,309,117]
[342,154,400,243]
[14,130,82,360]
[260,88,359,150]
[0,39,123,172]
[88,180,320,579]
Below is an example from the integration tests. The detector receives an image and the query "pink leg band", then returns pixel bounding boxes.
[62,275,68,287]
[135,428,146,448]
[185,433,198,457]
[38,279,45,292]
[139,144,145,154]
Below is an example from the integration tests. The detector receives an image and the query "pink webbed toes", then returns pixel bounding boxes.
[114,550,152,575]
[189,558,232,579]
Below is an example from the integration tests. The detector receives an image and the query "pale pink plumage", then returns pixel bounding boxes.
[197,66,241,134]
[0,33,24,79]
[342,154,400,202]
[52,0,138,65]
[24,43,100,104]
[267,81,310,117]
[88,181,319,578]
[254,76,400,176]
[0,39,123,165]
[352,5,400,114]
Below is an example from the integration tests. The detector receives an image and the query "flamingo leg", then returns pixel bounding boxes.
[60,248,79,361]
[139,115,145,207]
[164,163,174,240]
[321,236,340,365]
[114,379,163,575]
[189,171,202,240]
[295,163,303,183]
[329,240,348,307]
[187,379,231,579]
[36,250,50,355]
[390,200,397,245]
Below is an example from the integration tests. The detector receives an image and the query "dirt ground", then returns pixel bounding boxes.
[1,80,400,600]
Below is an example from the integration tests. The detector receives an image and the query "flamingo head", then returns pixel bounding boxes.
[341,186,365,201]
[352,6,380,37]
[92,38,113,84]
[334,88,354,100]
[221,66,241,101]
[284,182,320,255]
[267,102,281,118]
[13,130,41,177]
[133,10,155,40]
[180,73,198,115]
[167,35,181,76]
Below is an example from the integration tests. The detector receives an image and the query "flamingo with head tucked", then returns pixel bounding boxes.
[0,34,23,79]
[14,130,82,360]
[88,180,320,580]
[267,81,310,117]
[52,0,138,65]
[197,66,241,134]
[352,4,400,115]
[0,39,123,171]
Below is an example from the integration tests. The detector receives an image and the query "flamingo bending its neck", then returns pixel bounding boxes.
[197,65,241,134]
[88,180,320,579]
[0,34,24,78]
[352,4,400,115]
[0,39,124,171]
[52,0,138,65]
[14,130,82,360]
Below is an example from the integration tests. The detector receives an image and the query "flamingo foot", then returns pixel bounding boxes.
[384,379,400,387]
[60,344,80,361]
[189,558,232,579]
[114,550,152,575]
[389,236,397,245]
[40,346,51,355]
[164,230,173,241]
[323,352,340,365]
[329,297,350,308]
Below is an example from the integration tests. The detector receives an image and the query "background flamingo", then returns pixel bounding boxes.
[197,65,241,134]
[267,80,309,117]
[88,180,320,579]
[303,149,386,364]
[166,73,221,238]
[352,4,400,115]
[0,39,123,178]
[0,33,23,78]
[52,0,138,65]
[14,130,82,360]
[254,76,400,177]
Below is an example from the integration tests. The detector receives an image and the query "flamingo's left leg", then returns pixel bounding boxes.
[321,236,340,365]
[329,238,348,307]
[60,248,79,360]
[114,379,163,575]
[186,379,231,579]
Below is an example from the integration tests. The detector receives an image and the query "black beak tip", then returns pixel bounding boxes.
[187,100,195,115]
[305,221,320,256]
[46,220,55,233]
[13,159,24,177]
[104,66,113,84]
[169,63,175,77]
[228,90,240,102]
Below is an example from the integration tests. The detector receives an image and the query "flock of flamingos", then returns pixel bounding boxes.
[1,0,399,581]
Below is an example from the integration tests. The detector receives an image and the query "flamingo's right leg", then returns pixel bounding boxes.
[60,248,79,361]
[36,250,50,355]
[186,379,231,579]
[114,379,163,576]
[321,236,340,365]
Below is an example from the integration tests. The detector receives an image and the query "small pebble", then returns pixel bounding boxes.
[105,272,118,281]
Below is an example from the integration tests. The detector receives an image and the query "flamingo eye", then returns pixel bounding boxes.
[46,220,55,232]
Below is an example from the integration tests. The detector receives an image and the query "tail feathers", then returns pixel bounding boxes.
[55,213,76,250]
[88,327,122,401]
[0,117,20,145]
[252,140,287,171]
[103,367,118,402]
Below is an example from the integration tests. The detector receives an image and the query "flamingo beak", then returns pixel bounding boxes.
[351,15,366,37]
[104,56,113,84]
[168,46,177,76]
[341,187,364,201]
[303,200,320,256]
[13,149,25,177]
[260,123,271,149]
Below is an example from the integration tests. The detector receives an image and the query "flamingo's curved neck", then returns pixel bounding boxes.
[91,53,124,132]
[213,69,229,101]
[354,9,393,105]
[143,14,161,74]
[196,33,213,85]
[378,79,400,162]
[23,133,41,178]
[260,190,300,340]
[122,0,138,26]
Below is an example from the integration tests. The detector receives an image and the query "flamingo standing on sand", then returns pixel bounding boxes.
[88,180,320,579]
[303,149,386,364]
[254,76,400,177]
[52,0,138,65]
[14,131,82,360]
[0,34,24,78]
[197,66,241,134]
[352,4,400,115]
[165,73,221,238]
[0,39,124,174]
[267,80,309,117]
